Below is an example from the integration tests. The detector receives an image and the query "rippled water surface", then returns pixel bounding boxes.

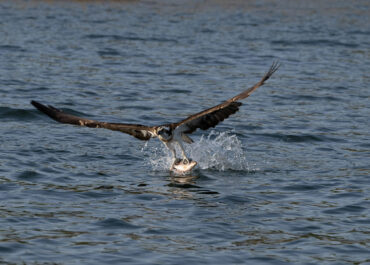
[1,0,369,264]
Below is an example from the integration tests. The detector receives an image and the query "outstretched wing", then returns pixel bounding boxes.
[172,61,280,134]
[31,101,156,140]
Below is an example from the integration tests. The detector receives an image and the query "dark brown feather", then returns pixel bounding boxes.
[31,101,155,141]
[173,61,279,134]
[31,62,279,142]
[178,102,242,133]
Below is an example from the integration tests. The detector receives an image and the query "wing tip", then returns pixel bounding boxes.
[31,100,61,121]
[265,60,281,80]
[31,100,47,112]
[30,100,41,108]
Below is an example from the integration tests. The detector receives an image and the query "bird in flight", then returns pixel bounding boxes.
[31,62,279,170]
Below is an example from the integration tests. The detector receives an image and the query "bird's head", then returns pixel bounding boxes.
[156,126,172,142]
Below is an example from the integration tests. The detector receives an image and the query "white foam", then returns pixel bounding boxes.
[142,131,253,172]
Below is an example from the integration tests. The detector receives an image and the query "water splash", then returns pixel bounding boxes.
[142,131,253,171]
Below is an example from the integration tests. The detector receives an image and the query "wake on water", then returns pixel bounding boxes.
[142,131,256,172]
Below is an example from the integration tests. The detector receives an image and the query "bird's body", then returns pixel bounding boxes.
[31,62,279,171]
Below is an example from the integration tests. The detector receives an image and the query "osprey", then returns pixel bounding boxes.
[31,62,279,170]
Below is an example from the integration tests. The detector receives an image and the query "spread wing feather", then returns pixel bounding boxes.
[31,62,279,141]
[31,101,155,140]
[173,61,280,134]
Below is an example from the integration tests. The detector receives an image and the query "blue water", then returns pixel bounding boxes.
[1,1,369,264]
